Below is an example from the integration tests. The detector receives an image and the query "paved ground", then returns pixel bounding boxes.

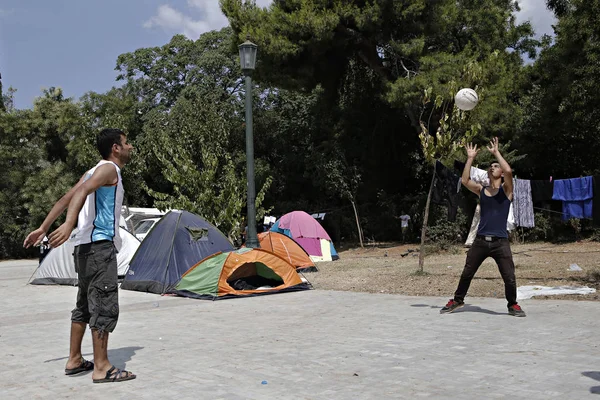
[1,259,599,399]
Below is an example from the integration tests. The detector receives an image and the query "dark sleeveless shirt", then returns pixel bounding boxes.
[477,185,511,238]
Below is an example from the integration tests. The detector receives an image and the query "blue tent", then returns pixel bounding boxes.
[121,210,234,294]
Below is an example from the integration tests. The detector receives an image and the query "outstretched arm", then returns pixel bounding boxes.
[487,137,513,200]
[23,174,86,248]
[48,164,118,248]
[462,143,483,196]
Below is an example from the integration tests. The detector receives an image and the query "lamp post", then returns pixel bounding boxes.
[239,38,260,248]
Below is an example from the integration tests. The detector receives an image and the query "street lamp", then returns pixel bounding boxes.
[239,38,260,248]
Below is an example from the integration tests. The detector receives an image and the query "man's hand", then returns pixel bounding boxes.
[48,223,74,248]
[487,137,500,156]
[23,227,47,248]
[465,143,480,159]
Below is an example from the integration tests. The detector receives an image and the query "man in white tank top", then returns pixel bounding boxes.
[24,128,136,383]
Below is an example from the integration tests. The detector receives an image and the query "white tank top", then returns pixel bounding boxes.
[74,160,124,251]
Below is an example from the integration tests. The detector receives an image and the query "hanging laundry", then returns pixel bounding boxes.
[552,176,594,220]
[453,160,465,174]
[453,160,489,186]
[470,166,490,187]
[465,204,481,246]
[593,176,600,226]
[530,180,554,203]
[513,178,535,228]
[432,161,461,221]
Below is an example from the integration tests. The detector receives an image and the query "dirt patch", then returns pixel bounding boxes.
[305,241,600,302]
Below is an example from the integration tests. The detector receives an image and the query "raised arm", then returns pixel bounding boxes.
[487,137,513,200]
[462,143,483,196]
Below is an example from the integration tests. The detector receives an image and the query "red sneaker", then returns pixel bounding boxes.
[508,304,526,317]
[440,299,465,314]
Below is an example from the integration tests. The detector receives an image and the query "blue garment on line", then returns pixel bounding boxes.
[552,176,594,220]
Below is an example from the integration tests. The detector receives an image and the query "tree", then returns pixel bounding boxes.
[221,0,536,130]
[116,28,245,112]
[0,108,42,258]
[222,0,536,247]
[115,28,255,208]
[140,86,272,241]
[78,87,147,205]
[0,88,85,257]
[518,0,600,178]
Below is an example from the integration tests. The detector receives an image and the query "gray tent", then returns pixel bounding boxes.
[30,227,140,285]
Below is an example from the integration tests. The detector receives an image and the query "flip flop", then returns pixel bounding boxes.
[65,358,94,376]
[93,366,136,383]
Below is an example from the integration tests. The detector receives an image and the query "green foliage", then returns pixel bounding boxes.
[2,1,600,261]
[0,110,38,257]
[21,162,78,228]
[116,28,243,112]
[0,89,89,257]
[141,86,272,240]
[1,86,17,112]
[223,0,536,134]
[0,77,4,112]
[222,1,536,261]
[521,211,554,242]
[425,207,470,246]
[518,211,600,243]
[517,0,600,177]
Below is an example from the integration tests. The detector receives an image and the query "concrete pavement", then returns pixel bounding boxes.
[1,259,599,399]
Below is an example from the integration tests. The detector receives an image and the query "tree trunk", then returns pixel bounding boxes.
[418,164,436,272]
[351,199,364,248]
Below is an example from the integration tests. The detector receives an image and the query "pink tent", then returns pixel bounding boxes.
[271,211,339,261]
[277,211,331,240]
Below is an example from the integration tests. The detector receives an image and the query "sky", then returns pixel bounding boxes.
[0,0,554,109]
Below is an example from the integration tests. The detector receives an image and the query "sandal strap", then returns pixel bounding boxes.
[105,366,116,380]
[111,368,131,381]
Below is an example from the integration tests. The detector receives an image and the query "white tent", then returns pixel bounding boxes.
[30,227,140,286]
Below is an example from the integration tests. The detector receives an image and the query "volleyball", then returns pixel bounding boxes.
[454,88,479,111]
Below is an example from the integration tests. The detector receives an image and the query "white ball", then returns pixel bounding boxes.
[454,88,479,111]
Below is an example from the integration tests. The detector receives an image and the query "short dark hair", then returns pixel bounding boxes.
[97,128,125,159]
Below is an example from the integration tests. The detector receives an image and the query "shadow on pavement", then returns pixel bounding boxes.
[458,305,506,315]
[410,303,507,315]
[582,371,600,394]
[410,304,441,309]
[44,346,144,370]
[107,346,144,369]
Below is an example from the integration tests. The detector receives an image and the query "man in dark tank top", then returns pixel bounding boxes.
[441,138,525,317]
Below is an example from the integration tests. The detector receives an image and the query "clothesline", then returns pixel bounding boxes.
[435,160,600,229]
[448,158,595,186]
[532,206,570,216]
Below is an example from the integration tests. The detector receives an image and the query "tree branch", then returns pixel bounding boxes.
[335,25,393,82]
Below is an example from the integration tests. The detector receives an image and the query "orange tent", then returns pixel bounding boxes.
[256,231,317,272]
[175,248,311,299]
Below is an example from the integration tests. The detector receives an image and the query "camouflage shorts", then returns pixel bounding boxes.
[71,241,119,334]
